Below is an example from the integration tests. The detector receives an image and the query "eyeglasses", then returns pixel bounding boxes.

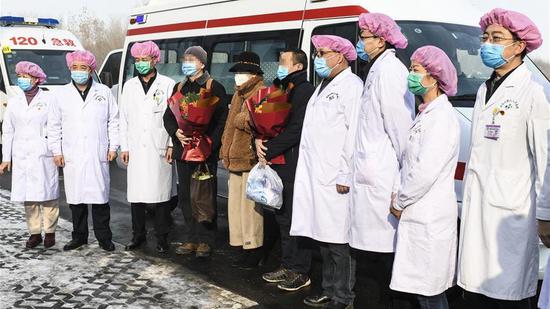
[358,35,378,41]
[480,35,516,44]
[313,50,336,58]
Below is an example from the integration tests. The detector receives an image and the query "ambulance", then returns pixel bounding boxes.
[0,16,86,119]
[103,0,550,277]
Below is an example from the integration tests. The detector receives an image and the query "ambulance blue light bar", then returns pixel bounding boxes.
[0,16,60,27]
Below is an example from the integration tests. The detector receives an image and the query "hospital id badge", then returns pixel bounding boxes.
[484,124,501,140]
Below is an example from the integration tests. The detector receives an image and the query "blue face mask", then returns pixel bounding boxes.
[17,77,33,92]
[71,70,90,85]
[480,42,515,69]
[181,62,197,76]
[314,57,334,79]
[356,40,369,62]
[277,65,289,80]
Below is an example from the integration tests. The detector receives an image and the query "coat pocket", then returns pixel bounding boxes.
[487,169,531,211]
[354,151,378,187]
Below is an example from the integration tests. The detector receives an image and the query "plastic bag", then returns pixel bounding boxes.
[246,163,284,210]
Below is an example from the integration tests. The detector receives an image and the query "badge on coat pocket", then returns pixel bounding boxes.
[484,124,501,140]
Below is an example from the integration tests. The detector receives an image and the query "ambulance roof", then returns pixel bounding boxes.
[0,26,83,51]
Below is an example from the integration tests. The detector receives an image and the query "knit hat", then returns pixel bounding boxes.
[184,46,208,65]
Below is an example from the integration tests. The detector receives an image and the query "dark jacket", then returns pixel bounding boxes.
[163,72,229,164]
[264,70,315,182]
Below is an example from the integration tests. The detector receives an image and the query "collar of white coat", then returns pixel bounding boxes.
[316,67,353,98]
[482,63,530,110]
[413,94,449,125]
[368,49,396,74]
[14,87,44,108]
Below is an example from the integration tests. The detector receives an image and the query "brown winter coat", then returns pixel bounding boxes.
[220,76,264,172]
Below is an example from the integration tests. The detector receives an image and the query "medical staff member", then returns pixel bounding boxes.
[0,61,59,249]
[291,35,363,309]
[389,46,460,309]
[48,50,119,252]
[458,8,550,308]
[120,41,175,253]
[342,12,414,307]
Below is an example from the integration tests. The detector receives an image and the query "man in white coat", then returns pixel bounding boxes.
[48,50,119,252]
[458,8,550,308]
[119,41,175,253]
[290,35,363,309]
[341,12,414,307]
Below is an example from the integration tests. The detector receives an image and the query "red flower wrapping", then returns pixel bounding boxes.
[168,87,220,162]
[245,84,293,164]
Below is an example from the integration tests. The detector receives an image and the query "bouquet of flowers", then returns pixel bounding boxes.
[245,83,293,164]
[168,85,220,162]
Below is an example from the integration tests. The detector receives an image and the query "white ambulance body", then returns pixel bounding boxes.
[0,17,85,100]
[111,0,550,277]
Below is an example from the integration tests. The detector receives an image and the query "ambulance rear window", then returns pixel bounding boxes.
[3,49,72,85]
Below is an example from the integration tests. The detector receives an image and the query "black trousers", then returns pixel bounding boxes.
[176,160,217,246]
[270,179,311,274]
[355,250,417,309]
[130,201,171,240]
[320,243,356,305]
[69,203,112,243]
[463,291,533,309]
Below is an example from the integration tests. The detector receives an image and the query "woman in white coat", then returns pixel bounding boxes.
[389,46,460,309]
[0,61,59,249]
[458,9,550,308]
[291,35,363,309]
[119,41,175,253]
[48,50,119,252]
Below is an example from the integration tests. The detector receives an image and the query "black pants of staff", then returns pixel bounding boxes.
[69,203,112,243]
[176,160,217,246]
[130,201,172,241]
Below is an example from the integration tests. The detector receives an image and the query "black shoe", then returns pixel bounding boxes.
[303,295,331,307]
[324,300,353,309]
[63,239,87,251]
[26,234,43,249]
[156,239,169,253]
[277,272,311,291]
[262,267,290,283]
[99,241,115,252]
[125,238,146,251]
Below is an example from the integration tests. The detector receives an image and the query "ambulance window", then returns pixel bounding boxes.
[310,22,359,86]
[0,67,4,93]
[122,37,202,87]
[207,29,300,94]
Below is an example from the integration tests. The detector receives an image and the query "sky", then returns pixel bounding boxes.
[0,0,548,64]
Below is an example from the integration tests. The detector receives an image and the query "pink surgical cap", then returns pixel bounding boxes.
[15,61,47,84]
[131,41,161,63]
[358,13,408,49]
[66,50,97,71]
[411,46,458,96]
[311,35,357,62]
[479,8,542,52]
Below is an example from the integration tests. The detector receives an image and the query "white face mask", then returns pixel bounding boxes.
[234,73,252,86]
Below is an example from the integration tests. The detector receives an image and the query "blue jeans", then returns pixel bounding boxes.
[417,292,449,309]
[319,243,356,305]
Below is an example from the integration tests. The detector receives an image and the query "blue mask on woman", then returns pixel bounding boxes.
[277,65,289,80]
[71,70,90,85]
[314,57,333,79]
[17,77,33,92]
[480,43,514,69]
[356,40,369,62]
[181,62,197,76]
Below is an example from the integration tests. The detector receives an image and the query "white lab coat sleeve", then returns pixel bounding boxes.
[336,79,363,187]
[529,87,550,220]
[119,85,129,152]
[397,114,458,210]
[47,95,63,156]
[1,103,14,161]
[378,70,414,193]
[107,91,120,151]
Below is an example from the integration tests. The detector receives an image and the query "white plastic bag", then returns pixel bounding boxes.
[246,163,284,210]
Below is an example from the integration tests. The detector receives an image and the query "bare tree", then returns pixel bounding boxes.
[62,8,127,67]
